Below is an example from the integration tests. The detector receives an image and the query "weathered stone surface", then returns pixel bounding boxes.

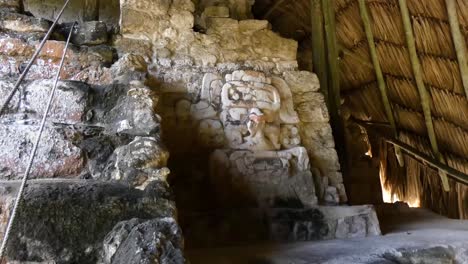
[183,205,380,247]
[283,71,321,93]
[300,123,341,172]
[383,246,458,264]
[23,0,99,23]
[0,0,19,10]
[101,81,160,136]
[119,0,297,66]
[72,21,108,46]
[102,218,185,264]
[111,136,170,189]
[0,38,114,84]
[0,124,84,179]
[269,205,380,241]
[0,11,49,34]
[24,80,90,123]
[0,79,89,124]
[293,92,330,123]
[110,54,148,82]
[0,181,176,263]
[210,148,317,207]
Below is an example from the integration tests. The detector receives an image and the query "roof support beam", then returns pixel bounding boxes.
[355,120,468,186]
[445,0,468,99]
[358,0,405,167]
[398,0,450,191]
[321,0,349,195]
[310,0,329,102]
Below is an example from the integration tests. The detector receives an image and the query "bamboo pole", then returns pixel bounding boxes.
[355,120,468,185]
[321,0,348,199]
[445,0,468,98]
[321,0,341,113]
[398,0,450,191]
[358,0,405,167]
[310,0,329,103]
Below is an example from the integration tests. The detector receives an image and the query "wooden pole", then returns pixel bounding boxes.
[358,0,405,166]
[321,0,349,200]
[321,0,341,113]
[445,0,468,98]
[355,120,468,185]
[398,0,450,191]
[310,0,329,103]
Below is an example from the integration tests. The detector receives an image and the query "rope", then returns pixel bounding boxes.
[0,21,76,260]
[0,0,72,117]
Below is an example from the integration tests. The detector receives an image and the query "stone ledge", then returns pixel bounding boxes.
[0,180,177,263]
[181,205,381,248]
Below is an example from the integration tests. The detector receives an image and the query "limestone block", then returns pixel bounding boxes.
[112,136,170,189]
[0,12,49,33]
[202,5,230,18]
[0,78,20,114]
[0,123,84,179]
[71,21,108,46]
[0,37,34,56]
[2,79,90,124]
[283,71,321,93]
[293,92,330,123]
[0,0,19,10]
[23,80,89,124]
[0,39,114,84]
[23,0,99,23]
[268,205,381,242]
[102,82,160,136]
[300,123,335,149]
[0,181,176,263]
[113,36,153,60]
[102,218,185,264]
[250,30,298,61]
[302,138,341,173]
[110,53,148,82]
[210,147,317,207]
[239,20,269,34]
[324,186,340,205]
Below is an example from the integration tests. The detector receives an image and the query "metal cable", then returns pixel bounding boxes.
[0,0,72,117]
[0,22,76,259]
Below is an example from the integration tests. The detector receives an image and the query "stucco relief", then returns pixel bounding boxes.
[184,70,318,207]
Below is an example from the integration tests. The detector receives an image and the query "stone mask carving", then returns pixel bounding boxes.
[195,70,300,150]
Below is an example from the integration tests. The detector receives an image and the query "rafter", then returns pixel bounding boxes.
[358,0,405,166]
[445,0,468,99]
[398,0,450,191]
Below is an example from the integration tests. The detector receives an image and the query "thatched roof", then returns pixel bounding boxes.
[254,0,468,218]
[335,0,468,207]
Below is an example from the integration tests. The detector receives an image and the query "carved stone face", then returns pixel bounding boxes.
[197,70,300,150]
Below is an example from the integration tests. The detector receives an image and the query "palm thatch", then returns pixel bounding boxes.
[335,0,468,218]
[254,0,468,218]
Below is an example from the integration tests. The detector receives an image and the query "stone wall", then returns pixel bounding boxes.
[0,1,186,263]
[115,0,345,205]
[0,0,354,261]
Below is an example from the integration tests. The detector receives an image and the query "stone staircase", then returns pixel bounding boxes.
[0,4,185,263]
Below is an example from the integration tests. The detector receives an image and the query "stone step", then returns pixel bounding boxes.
[0,123,85,179]
[0,180,178,263]
[0,79,89,124]
[180,205,381,249]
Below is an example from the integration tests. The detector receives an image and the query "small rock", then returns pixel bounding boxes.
[72,21,108,46]
[102,218,185,264]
